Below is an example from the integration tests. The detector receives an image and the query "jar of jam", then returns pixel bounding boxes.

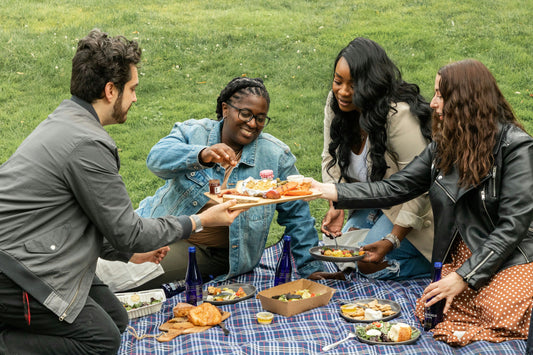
[209,179,220,194]
[259,169,274,180]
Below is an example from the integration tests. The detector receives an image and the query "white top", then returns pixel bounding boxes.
[346,138,369,182]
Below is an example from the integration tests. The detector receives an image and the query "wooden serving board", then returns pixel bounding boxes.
[157,311,231,342]
[204,189,322,210]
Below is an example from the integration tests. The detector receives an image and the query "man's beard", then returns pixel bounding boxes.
[112,94,128,124]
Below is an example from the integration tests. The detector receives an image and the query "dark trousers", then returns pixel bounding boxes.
[0,272,128,355]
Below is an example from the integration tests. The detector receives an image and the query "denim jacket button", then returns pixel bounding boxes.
[216,166,221,172]
[190,172,196,177]
[192,201,198,206]
[231,245,238,249]
[50,244,56,251]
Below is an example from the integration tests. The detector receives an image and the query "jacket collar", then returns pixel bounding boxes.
[70,96,101,124]
[207,119,259,168]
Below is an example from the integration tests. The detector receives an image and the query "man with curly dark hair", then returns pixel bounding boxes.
[0,29,239,354]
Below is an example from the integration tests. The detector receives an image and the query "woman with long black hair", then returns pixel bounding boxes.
[321,37,434,280]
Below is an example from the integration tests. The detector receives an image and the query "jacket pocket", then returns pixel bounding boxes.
[24,225,70,254]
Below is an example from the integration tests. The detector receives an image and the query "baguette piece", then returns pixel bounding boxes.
[222,194,260,203]
[387,323,412,342]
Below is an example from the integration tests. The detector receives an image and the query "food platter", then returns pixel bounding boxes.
[309,245,365,262]
[203,283,256,305]
[205,189,322,211]
[355,322,420,345]
[339,298,401,323]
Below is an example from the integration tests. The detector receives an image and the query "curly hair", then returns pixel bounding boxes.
[215,77,270,120]
[70,29,141,103]
[326,37,432,182]
[432,59,524,186]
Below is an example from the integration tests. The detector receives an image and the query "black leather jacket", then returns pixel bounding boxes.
[335,123,533,290]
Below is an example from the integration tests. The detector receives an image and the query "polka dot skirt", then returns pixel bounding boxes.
[415,238,533,346]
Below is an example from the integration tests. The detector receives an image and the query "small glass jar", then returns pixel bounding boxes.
[209,179,220,194]
[260,169,274,180]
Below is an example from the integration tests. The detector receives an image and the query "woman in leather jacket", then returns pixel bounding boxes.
[312,59,533,346]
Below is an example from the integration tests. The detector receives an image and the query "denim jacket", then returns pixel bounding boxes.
[137,118,324,279]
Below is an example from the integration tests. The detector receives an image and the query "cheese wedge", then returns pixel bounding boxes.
[222,194,260,203]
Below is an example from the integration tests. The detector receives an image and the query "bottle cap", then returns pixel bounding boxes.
[434,262,442,267]
[188,246,196,252]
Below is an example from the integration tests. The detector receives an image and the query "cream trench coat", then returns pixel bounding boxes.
[320,91,434,261]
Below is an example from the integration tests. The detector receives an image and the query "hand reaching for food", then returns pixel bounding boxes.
[199,143,239,167]
[321,206,344,238]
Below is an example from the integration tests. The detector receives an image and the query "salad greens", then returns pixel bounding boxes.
[356,321,420,343]
[122,297,161,311]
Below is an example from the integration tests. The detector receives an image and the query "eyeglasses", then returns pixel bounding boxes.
[225,102,270,127]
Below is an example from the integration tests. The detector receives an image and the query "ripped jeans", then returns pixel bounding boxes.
[341,209,431,281]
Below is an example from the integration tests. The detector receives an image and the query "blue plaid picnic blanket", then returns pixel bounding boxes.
[118,242,527,354]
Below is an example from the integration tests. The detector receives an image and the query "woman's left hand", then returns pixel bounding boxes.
[360,239,393,263]
[420,271,468,314]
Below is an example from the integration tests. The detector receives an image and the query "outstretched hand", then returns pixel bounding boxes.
[200,143,239,167]
[129,246,170,264]
[419,271,468,314]
[199,200,243,228]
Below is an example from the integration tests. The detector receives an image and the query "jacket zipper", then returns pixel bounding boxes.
[491,166,497,198]
[517,246,531,263]
[441,230,458,263]
[435,180,456,203]
[464,250,495,281]
[480,188,496,229]
[58,271,86,321]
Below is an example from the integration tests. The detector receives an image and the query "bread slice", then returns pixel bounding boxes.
[387,323,412,342]
[222,194,260,203]
[173,302,196,317]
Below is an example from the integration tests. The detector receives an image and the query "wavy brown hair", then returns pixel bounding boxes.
[432,59,524,186]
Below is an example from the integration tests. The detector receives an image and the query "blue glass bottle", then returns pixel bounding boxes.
[160,279,186,299]
[424,262,445,330]
[185,246,203,306]
[274,235,292,286]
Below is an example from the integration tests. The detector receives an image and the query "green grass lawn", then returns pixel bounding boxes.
[1,0,531,246]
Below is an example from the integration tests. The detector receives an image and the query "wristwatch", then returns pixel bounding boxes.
[191,214,203,233]
[382,233,400,249]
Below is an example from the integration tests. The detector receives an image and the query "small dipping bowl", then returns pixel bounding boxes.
[340,303,357,314]
[256,311,274,325]
[287,174,304,183]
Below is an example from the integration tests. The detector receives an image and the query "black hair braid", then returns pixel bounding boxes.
[216,77,270,120]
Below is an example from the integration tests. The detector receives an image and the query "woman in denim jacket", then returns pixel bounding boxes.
[101,77,325,290]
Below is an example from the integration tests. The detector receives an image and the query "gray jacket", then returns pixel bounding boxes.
[0,97,192,323]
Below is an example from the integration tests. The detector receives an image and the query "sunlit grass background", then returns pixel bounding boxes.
[1,0,531,246]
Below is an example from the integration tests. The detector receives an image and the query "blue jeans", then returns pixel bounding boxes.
[343,209,431,281]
